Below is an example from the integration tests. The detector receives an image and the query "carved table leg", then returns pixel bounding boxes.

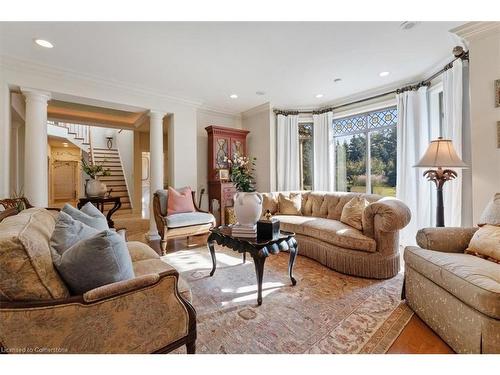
[288,241,298,286]
[242,252,246,264]
[106,199,121,229]
[252,255,266,306]
[207,240,217,276]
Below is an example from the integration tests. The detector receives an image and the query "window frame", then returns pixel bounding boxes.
[332,101,397,195]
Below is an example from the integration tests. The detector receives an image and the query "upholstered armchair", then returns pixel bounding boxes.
[403,227,500,353]
[153,189,216,254]
[0,207,196,354]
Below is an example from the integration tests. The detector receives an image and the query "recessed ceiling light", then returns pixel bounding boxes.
[379,71,390,77]
[255,91,266,96]
[400,21,420,31]
[34,39,54,48]
[229,94,238,99]
[333,78,342,83]
[315,94,324,99]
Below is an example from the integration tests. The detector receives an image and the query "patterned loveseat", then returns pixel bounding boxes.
[261,191,411,279]
[0,207,196,354]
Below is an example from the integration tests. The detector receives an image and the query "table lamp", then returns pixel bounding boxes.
[414,137,468,227]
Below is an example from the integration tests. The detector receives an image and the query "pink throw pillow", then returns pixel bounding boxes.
[167,186,195,216]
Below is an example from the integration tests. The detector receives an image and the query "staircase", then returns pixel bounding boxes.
[90,147,132,211]
[47,121,133,213]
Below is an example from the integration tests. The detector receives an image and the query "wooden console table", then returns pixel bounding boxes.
[77,196,121,228]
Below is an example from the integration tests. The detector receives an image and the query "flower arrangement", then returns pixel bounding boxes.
[81,158,111,179]
[224,155,257,192]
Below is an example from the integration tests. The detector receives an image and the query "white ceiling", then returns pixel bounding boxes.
[0,22,464,114]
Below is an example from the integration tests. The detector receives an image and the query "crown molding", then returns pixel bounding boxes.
[451,22,500,41]
[196,106,242,119]
[241,102,271,118]
[0,55,206,110]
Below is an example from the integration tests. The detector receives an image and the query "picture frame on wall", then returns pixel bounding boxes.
[218,168,230,182]
[496,79,500,107]
[497,121,500,149]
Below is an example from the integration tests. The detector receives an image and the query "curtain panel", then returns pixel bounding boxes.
[313,111,334,191]
[276,114,300,191]
[443,58,470,226]
[396,87,432,246]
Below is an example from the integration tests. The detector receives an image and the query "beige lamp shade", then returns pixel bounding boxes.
[414,137,468,168]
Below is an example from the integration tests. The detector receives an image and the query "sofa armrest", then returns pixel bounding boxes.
[416,227,478,253]
[83,274,160,303]
[363,197,411,236]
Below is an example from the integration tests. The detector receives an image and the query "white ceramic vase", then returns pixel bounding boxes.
[233,192,263,225]
[85,178,107,197]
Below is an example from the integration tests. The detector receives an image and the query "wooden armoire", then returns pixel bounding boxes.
[206,126,250,225]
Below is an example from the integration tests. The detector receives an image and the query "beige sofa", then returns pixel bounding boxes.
[261,191,411,279]
[404,227,500,353]
[0,207,196,354]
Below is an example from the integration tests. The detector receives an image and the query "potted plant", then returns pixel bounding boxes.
[81,158,111,197]
[225,155,262,225]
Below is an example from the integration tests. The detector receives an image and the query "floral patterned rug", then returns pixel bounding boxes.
[164,245,413,354]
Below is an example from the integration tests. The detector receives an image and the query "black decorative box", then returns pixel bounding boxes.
[257,218,280,241]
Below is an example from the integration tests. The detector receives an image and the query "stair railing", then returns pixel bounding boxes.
[88,127,95,166]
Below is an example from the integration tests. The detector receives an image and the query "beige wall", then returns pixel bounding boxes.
[466,27,500,222]
[241,102,275,193]
[196,109,242,210]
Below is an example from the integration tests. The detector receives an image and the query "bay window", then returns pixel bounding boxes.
[333,107,397,196]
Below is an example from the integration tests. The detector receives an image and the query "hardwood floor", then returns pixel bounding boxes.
[117,216,454,354]
[387,315,454,354]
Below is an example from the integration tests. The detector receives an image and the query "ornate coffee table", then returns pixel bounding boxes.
[207,226,298,305]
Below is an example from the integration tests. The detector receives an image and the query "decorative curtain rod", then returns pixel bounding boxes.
[274,47,469,116]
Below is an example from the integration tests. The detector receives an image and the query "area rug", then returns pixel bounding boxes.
[164,245,413,354]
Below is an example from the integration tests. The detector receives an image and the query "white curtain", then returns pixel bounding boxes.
[442,59,463,227]
[277,114,300,191]
[313,111,334,191]
[396,87,432,246]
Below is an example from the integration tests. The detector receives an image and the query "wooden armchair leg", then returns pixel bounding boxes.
[186,340,196,354]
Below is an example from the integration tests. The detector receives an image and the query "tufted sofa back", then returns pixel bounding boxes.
[261,191,383,220]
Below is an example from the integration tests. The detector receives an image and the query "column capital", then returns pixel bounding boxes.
[148,110,166,120]
[21,87,51,103]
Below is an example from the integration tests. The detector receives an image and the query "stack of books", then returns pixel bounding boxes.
[231,223,257,238]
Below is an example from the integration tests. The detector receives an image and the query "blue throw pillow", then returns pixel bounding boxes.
[53,230,135,295]
[50,212,99,257]
[62,202,108,231]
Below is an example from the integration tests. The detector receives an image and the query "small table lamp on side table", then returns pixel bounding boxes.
[414,137,468,227]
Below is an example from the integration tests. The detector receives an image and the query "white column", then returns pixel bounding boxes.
[21,88,51,207]
[0,84,11,198]
[147,110,165,240]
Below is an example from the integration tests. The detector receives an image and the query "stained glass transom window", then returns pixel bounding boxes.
[332,107,397,136]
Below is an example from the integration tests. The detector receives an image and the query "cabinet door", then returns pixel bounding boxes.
[230,137,246,160]
[214,136,230,170]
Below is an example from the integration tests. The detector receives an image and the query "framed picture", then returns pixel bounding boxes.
[218,169,229,182]
[496,79,500,107]
[497,122,500,149]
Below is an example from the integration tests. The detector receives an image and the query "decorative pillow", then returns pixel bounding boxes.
[340,196,369,231]
[478,193,500,226]
[53,230,135,295]
[50,211,99,256]
[167,186,195,216]
[278,193,302,215]
[261,193,279,217]
[62,202,108,231]
[465,224,500,263]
